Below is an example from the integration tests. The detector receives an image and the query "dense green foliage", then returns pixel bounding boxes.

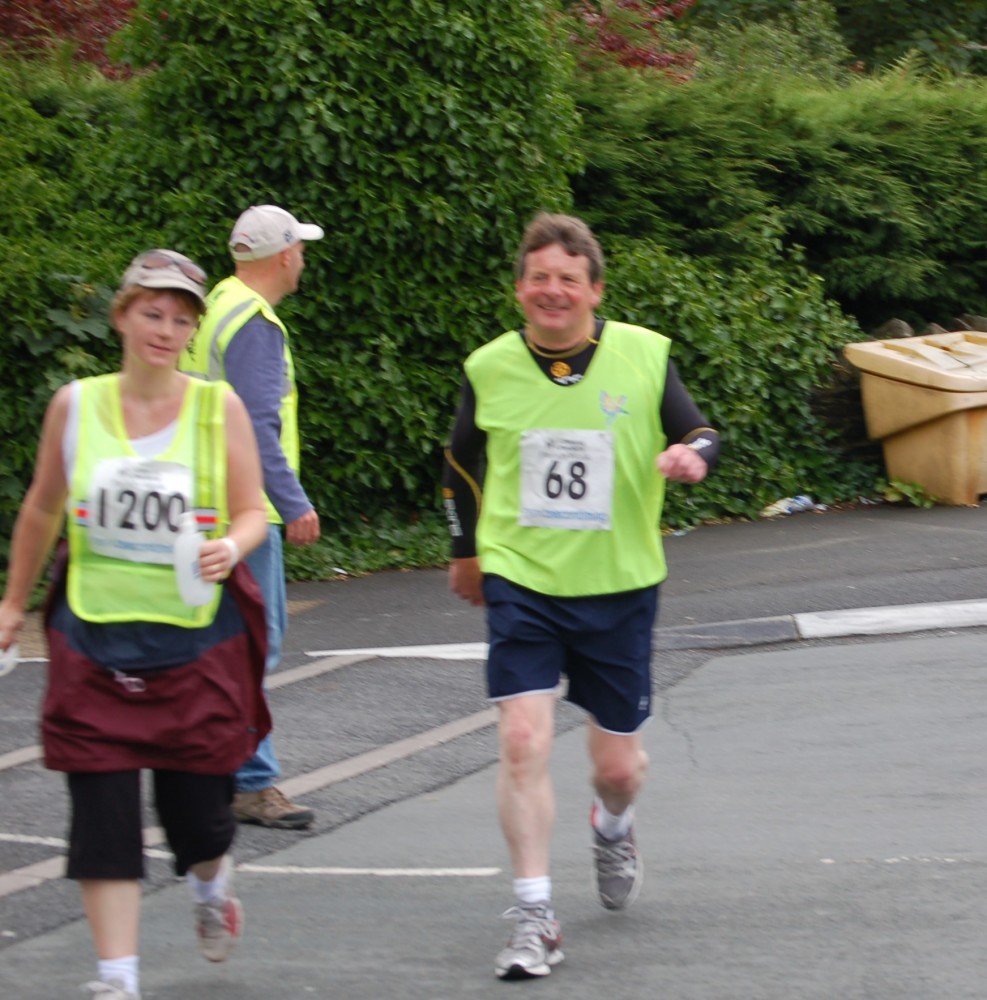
[113,0,577,530]
[0,0,578,567]
[0,56,134,536]
[682,0,987,74]
[682,0,851,83]
[572,65,987,329]
[6,1,987,583]
[604,233,875,523]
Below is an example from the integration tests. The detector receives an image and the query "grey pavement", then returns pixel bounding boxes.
[4,503,987,998]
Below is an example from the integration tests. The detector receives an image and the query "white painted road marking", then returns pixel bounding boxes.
[238,864,500,877]
[0,836,499,879]
[304,642,488,660]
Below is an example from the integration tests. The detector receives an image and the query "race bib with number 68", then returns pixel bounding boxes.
[518,429,614,531]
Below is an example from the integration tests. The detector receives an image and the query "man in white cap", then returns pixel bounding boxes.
[183,205,323,830]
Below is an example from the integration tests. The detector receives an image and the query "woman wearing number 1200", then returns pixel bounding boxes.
[0,250,270,1000]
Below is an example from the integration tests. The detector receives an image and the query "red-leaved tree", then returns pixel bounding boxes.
[568,0,696,77]
[0,0,136,75]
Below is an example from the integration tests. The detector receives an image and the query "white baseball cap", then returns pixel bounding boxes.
[121,249,208,309]
[228,204,324,261]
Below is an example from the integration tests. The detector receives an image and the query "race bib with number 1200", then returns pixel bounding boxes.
[85,457,193,563]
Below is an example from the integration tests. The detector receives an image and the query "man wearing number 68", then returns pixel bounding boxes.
[442,212,720,981]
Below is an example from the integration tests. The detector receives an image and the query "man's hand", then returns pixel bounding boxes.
[449,556,485,607]
[657,443,708,484]
[286,509,320,546]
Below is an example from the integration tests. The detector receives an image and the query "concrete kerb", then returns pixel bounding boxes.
[654,597,987,651]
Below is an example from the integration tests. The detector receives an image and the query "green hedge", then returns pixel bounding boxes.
[0,0,579,564]
[9,4,987,577]
[572,65,987,330]
[114,0,578,527]
[0,58,134,545]
[603,232,875,524]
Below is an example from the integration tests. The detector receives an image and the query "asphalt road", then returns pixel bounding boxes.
[2,502,987,998]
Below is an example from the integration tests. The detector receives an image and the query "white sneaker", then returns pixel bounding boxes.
[494,902,564,979]
[593,826,644,910]
[195,855,244,962]
[81,979,141,1000]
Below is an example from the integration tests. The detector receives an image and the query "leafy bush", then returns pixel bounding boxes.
[0,56,141,559]
[572,61,987,329]
[1,1,581,565]
[684,0,852,84]
[779,71,987,327]
[564,0,696,75]
[602,230,876,524]
[113,0,579,534]
[830,1,987,75]
[681,0,987,75]
[9,1,987,581]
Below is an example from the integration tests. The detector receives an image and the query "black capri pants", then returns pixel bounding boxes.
[66,770,236,880]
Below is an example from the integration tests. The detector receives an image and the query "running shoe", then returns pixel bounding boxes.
[80,979,140,999]
[592,825,644,910]
[494,902,564,980]
[195,856,243,962]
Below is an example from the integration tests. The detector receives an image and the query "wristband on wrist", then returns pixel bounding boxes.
[219,537,240,568]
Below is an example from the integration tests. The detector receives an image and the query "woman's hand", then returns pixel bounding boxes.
[0,599,24,653]
[198,537,240,582]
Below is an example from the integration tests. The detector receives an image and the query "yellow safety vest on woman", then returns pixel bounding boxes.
[65,374,228,627]
[181,275,299,524]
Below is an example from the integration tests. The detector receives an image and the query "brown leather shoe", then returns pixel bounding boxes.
[232,787,314,829]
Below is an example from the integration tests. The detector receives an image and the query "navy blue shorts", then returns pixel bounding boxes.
[482,575,659,735]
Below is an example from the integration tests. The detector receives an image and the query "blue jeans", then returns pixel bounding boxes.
[235,525,287,793]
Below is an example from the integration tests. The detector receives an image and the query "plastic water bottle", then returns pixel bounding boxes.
[173,512,216,607]
[0,642,20,678]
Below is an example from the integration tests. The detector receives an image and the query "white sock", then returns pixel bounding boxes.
[97,955,139,994]
[592,796,633,841]
[513,875,552,909]
[187,858,229,904]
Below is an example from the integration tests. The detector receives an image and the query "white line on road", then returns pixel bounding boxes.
[238,864,500,877]
[304,642,488,660]
[266,652,371,689]
[820,855,970,865]
[278,706,497,799]
[0,835,499,879]
[0,833,67,850]
[0,745,41,770]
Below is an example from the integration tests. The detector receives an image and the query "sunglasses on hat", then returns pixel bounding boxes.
[135,250,207,287]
